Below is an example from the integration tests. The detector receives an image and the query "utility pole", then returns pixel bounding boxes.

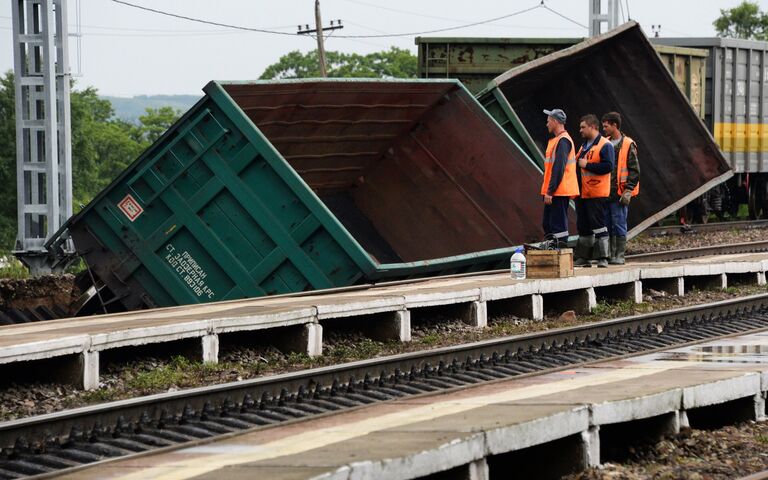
[315,0,327,77]
[297,1,343,77]
[588,0,621,37]
[11,0,74,276]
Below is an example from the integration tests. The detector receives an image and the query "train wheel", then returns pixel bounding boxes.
[686,199,709,224]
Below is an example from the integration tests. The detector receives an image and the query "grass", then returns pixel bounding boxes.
[589,299,650,318]
[0,254,28,280]
[325,338,387,361]
[419,333,440,345]
[124,356,245,392]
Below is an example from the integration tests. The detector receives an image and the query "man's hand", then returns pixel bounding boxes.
[620,191,632,205]
[544,194,553,205]
[578,158,588,169]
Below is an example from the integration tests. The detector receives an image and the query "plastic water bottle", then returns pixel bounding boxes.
[510,247,526,280]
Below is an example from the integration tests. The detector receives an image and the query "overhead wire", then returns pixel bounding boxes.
[0,13,296,36]
[4,2,590,41]
[539,4,589,29]
[110,0,557,39]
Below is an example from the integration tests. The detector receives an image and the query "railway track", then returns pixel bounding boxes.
[644,219,768,237]
[2,295,768,479]
[626,239,768,262]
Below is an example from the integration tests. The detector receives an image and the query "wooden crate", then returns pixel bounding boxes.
[526,249,573,279]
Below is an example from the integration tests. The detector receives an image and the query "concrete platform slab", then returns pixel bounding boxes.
[54,327,768,480]
[1,252,768,391]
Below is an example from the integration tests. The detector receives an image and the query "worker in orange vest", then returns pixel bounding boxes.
[574,114,615,268]
[602,112,640,265]
[541,109,579,248]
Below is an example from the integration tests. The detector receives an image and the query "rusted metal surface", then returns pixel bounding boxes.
[653,44,708,120]
[224,80,549,263]
[416,37,580,94]
[484,22,732,237]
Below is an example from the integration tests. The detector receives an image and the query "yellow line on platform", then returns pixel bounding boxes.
[116,361,687,480]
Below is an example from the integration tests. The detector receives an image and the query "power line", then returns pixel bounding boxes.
[540,4,588,29]
[324,4,548,38]
[0,13,296,36]
[111,0,304,36]
[110,0,551,39]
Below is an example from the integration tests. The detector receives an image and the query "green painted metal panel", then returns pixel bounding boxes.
[59,79,548,311]
[416,37,583,94]
[476,87,545,171]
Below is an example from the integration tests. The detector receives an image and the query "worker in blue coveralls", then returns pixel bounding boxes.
[573,114,615,268]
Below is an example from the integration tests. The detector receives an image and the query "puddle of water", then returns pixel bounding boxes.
[695,345,768,354]
[656,344,768,363]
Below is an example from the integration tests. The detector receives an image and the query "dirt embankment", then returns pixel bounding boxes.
[0,275,80,314]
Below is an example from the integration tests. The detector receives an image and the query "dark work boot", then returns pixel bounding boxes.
[608,236,617,264]
[610,236,627,265]
[574,235,594,267]
[594,236,610,268]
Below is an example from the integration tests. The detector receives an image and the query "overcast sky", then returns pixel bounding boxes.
[1,0,765,97]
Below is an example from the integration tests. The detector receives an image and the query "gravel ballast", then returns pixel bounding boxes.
[564,422,768,480]
[628,227,768,255]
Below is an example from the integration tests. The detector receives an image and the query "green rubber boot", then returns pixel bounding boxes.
[610,236,627,265]
[574,235,594,267]
[594,236,610,268]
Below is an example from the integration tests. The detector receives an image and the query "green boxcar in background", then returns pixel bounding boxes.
[416,37,581,95]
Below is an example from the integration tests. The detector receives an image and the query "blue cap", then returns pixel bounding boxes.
[543,108,566,124]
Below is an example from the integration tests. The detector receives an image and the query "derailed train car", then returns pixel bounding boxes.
[475,22,732,237]
[49,79,549,311]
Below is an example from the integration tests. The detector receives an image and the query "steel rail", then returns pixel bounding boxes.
[644,220,768,237]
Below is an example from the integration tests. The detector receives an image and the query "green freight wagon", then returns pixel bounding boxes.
[416,37,581,95]
[50,79,548,312]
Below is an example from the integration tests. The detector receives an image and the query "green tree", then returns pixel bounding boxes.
[136,106,181,144]
[0,72,17,249]
[260,47,417,79]
[69,86,146,208]
[714,1,768,40]
[0,71,181,249]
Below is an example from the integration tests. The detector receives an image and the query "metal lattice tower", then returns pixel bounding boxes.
[589,0,621,37]
[11,0,74,276]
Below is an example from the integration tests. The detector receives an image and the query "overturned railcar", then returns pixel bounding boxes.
[477,22,732,237]
[52,79,548,311]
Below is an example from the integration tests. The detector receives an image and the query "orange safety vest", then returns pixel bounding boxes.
[577,136,611,199]
[616,134,640,197]
[540,130,579,196]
